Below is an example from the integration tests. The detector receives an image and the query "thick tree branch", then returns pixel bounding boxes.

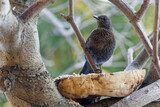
[126,48,149,71]
[61,0,98,73]
[111,41,160,107]
[152,0,160,76]
[143,40,160,87]
[0,0,18,46]
[10,0,36,16]
[0,0,11,15]
[19,0,56,23]
[135,0,150,20]
[110,79,160,107]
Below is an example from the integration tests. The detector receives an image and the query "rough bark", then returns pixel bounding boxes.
[0,0,159,107]
[110,79,160,107]
[0,0,79,106]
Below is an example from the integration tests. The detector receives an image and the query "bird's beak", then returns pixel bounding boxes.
[93,15,99,20]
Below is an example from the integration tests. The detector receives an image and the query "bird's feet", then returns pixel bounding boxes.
[95,65,102,73]
[95,69,102,73]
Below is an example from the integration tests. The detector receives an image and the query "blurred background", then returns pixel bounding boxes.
[0,0,155,106]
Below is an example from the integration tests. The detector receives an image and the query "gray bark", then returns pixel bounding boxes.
[0,0,79,106]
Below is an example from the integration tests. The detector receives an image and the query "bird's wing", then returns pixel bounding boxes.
[86,29,99,46]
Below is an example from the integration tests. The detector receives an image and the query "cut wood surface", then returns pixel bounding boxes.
[55,70,146,99]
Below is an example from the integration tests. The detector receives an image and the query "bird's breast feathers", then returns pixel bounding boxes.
[86,28,115,50]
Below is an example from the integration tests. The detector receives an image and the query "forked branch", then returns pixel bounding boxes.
[61,0,98,73]
[19,0,56,23]
[109,0,152,55]
[108,0,160,74]
[136,0,151,20]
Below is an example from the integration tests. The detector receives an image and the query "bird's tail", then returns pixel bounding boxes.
[79,61,94,74]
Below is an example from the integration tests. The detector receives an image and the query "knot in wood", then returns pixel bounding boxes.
[4,79,12,91]
[66,16,73,22]
[129,15,140,23]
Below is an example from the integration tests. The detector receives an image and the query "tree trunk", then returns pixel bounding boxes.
[0,0,78,106]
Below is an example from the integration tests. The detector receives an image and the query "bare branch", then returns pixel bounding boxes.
[108,0,160,75]
[144,63,160,86]
[125,48,149,71]
[69,0,74,17]
[152,0,160,76]
[110,79,160,107]
[135,0,150,20]
[19,0,56,23]
[128,32,153,64]
[109,0,153,57]
[61,0,98,73]
[108,0,135,20]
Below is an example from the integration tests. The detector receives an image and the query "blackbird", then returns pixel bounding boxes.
[80,15,116,74]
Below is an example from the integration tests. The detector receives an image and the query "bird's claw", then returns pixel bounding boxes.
[95,69,102,73]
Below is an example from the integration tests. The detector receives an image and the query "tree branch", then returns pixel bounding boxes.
[61,0,98,73]
[108,0,153,71]
[108,0,160,77]
[68,0,74,17]
[0,0,18,44]
[152,0,160,77]
[110,79,160,107]
[108,0,152,56]
[144,40,160,87]
[128,32,152,64]
[0,0,11,15]
[125,48,149,71]
[135,0,150,20]
[19,0,56,23]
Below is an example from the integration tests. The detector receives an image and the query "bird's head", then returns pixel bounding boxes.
[93,15,111,29]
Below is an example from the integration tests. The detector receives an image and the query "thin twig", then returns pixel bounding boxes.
[135,0,150,20]
[128,32,153,64]
[152,0,160,77]
[68,0,74,17]
[19,0,56,23]
[61,0,98,73]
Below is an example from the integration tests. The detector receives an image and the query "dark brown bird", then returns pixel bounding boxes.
[80,15,116,75]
